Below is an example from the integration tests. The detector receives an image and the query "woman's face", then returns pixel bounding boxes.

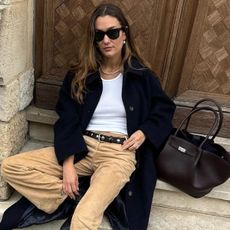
[95,15,126,61]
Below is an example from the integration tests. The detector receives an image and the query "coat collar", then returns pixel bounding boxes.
[124,56,145,77]
[85,56,145,86]
[85,71,101,86]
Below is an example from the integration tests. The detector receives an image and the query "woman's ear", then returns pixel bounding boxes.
[122,32,127,42]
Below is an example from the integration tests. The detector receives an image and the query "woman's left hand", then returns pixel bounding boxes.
[122,130,146,151]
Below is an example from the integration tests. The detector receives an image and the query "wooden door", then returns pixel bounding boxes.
[35,0,230,137]
[173,0,230,138]
[35,0,196,108]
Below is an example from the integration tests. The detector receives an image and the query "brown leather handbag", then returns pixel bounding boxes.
[156,99,230,198]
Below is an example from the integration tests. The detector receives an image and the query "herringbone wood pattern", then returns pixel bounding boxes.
[36,0,180,109]
[191,0,230,95]
[53,0,155,70]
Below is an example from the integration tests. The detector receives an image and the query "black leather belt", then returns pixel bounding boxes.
[84,131,127,144]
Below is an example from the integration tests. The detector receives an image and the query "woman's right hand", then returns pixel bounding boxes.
[63,155,79,199]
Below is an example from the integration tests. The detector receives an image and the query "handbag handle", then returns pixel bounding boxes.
[175,106,219,166]
[184,98,223,140]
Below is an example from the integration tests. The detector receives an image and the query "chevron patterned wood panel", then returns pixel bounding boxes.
[47,0,175,78]
[190,0,230,95]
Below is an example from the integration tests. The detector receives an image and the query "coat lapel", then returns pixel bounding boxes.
[81,71,102,130]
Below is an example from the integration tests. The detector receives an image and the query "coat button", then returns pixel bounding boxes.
[129,106,134,111]
[128,191,133,197]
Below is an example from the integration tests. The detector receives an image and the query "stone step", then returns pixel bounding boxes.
[150,206,230,230]
[26,106,57,143]
[1,139,229,229]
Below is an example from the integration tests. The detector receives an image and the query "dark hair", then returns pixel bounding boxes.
[72,3,148,103]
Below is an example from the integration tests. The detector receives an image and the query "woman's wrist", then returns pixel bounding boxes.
[63,155,74,167]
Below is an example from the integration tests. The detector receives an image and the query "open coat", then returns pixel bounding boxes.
[54,57,176,230]
[0,57,175,230]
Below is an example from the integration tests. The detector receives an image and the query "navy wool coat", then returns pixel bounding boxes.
[54,57,176,230]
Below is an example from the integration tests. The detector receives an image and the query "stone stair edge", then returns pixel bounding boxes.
[26,105,58,125]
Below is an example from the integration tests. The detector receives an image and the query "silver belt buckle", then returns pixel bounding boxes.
[97,133,101,142]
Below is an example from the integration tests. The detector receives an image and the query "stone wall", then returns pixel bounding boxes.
[0,0,34,200]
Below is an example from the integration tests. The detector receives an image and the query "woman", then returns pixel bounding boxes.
[1,3,175,230]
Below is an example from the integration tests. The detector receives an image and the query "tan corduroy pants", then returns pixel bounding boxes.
[1,134,136,230]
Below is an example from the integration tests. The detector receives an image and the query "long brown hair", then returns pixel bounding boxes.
[72,3,149,103]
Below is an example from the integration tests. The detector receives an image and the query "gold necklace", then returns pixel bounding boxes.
[99,66,122,75]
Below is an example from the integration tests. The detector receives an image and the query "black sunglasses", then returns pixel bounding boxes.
[95,28,124,42]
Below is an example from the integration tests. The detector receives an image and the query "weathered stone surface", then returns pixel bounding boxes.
[20,139,52,153]
[26,106,58,126]
[0,112,28,199]
[0,0,25,4]
[0,111,28,161]
[27,0,33,67]
[151,181,230,229]
[153,188,230,218]
[0,184,12,200]
[0,79,20,122]
[0,168,12,200]
[150,206,230,230]
[19,68,34,111]
[29,123,54,143]
[0,1,32,86]
[0,69,34,122]
[0,0,34,122]
[207,179,230,201]
[0,0,33,201]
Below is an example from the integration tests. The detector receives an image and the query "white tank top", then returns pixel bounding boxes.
[86,73,127,134]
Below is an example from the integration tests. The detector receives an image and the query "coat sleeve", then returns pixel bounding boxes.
[139,70,176,150]
[54,71,88,165]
